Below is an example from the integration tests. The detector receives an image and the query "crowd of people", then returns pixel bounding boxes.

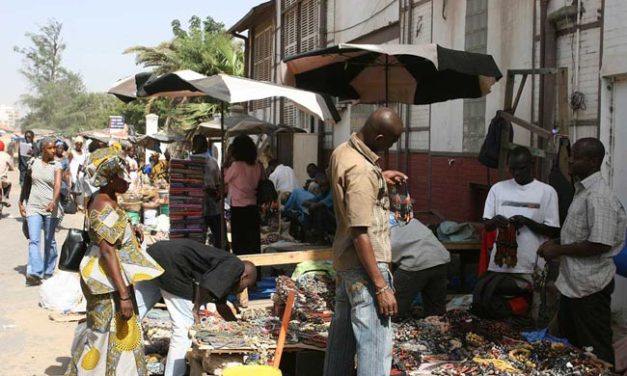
[4,104,625,375]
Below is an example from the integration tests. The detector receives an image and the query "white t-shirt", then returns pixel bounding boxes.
[269,164,299,193]
[483,179,560,274]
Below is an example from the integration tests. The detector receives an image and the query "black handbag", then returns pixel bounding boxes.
[59,218,89,272]
[61,193,77,215]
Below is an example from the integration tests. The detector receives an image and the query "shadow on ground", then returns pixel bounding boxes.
[45,356,70,375]
[13,265,26,276]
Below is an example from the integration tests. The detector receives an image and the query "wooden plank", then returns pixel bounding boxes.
[507,68,559,75]
[240,249,333,267]
[497,119,511,181]
[498,111,553,138]
[503,72,515,112]
[512,74,528,113]
[442,241,481,251]
[193,342,325,354]
[558,67,570,136]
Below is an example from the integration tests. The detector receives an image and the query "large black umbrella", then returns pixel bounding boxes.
[281,43,502,104]
[108,72,156,103]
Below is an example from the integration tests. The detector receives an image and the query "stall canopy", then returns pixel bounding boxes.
[136,132,184,151]
[281,43,502,105]
[109,70,340,123]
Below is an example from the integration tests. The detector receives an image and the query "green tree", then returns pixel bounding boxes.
[14,20,68,87]
[124,16,244,131]
[14,20,130,135]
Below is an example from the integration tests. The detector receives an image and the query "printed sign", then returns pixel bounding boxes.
[109,115,127,138]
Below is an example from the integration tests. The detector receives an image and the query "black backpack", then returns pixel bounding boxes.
[470,273,531,319]
[479,113,513,168]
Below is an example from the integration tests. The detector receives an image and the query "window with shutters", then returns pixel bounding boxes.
[463,0,488,153]
[251,24,273,110]
[281,0,321,128]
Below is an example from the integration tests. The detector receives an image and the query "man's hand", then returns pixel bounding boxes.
[510,215,531,229]
[538,239,561,261]
[19,203,26,217]
[485,215,510,230]
[382,170,407,185]
[376,286,397,317]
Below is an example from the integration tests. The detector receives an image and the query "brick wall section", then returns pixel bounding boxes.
[322,148,494,222]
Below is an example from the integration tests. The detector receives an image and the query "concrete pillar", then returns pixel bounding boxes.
[145,113,159,161]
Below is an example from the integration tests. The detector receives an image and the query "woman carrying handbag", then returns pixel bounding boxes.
[65,144,163,376]
[18,137,62,286]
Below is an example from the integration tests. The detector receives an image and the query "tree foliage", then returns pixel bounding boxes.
[124,16,244,131]
[14,20,121,135]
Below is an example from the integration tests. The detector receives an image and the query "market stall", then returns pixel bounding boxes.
[184,260,613,376]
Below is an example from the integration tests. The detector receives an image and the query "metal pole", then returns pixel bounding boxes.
[220,102,227,251]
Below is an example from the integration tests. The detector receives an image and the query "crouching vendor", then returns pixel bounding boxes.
[135,240,257,376]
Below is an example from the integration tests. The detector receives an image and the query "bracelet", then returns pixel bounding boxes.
[119,296,131,301]
[375,285,390,295]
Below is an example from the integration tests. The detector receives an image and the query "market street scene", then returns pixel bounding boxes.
[1,0,627,375]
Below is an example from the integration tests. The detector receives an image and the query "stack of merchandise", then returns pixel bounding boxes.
[192,313,279,365]
[391,310,613,375]
[168,158,206,242]
[276,274,335,323]
[142,308,172,375]
[275,274,335,348]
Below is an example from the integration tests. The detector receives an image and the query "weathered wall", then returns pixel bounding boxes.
[325,0,399,44]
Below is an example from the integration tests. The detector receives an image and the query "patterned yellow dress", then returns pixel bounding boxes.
[66,204,163,376]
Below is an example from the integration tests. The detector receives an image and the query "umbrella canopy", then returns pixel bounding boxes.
[108,70,340,123]
[136,132,184,151]
[194,115,277,138]
[108,72,156,103]
[281,43,503,105]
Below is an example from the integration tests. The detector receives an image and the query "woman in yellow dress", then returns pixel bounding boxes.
[66,145,163,376]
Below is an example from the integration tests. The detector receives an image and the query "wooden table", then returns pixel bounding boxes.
[442,241,481,292]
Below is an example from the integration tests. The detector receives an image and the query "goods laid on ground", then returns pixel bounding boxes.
[142,308,173,375]
[190,271,612,376]
[168,157,206,243]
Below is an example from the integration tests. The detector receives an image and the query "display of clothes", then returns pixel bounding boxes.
[168,157,207,242]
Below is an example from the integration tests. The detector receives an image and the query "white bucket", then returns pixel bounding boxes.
[143,209,158,227]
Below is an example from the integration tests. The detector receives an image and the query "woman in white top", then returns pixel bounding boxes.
[69,137,86,208]
[18,137,62,286]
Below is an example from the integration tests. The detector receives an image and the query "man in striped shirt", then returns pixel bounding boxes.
[538,138,627,366]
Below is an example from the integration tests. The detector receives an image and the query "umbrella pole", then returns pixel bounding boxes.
[385,54,389,106]
[384,55,390,169]
[220,102,227,251]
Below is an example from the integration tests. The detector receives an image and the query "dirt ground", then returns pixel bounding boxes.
[0,169,80,375]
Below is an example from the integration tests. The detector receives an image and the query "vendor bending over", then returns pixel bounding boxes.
[135,239,257,376]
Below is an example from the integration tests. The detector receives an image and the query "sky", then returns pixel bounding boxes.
[0,0,262,107]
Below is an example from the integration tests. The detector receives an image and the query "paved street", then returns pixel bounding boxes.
[0,169,79,375]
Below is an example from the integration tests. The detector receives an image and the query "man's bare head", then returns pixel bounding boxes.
[359,107,403,152]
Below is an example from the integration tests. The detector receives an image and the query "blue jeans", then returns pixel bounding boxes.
[26,214,59,278]
[323,263,393,376]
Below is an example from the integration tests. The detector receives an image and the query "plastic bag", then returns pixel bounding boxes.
[39,271,86,313]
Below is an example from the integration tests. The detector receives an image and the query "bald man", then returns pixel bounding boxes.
[538,138,626,366]
[324,108,406,376]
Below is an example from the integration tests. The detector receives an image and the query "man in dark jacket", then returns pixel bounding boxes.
[135,239,257,376]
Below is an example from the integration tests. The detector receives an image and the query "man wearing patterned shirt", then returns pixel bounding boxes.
[538,138,627,366]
